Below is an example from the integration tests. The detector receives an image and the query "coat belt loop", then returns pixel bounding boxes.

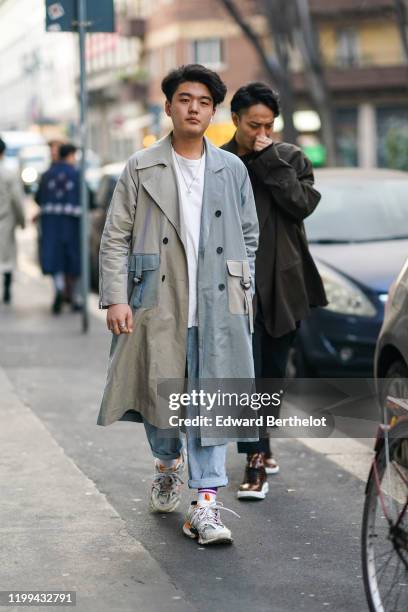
[245,290,254,334]
[242,261,254,334]
[135,255,143,281]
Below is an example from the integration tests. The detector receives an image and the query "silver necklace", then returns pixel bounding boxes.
[173,145,204,194]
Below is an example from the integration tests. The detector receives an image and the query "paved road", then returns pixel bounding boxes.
[0,227,374,612]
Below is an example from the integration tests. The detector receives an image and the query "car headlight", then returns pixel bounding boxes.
[21,167,38,184]
[317,263,377,317]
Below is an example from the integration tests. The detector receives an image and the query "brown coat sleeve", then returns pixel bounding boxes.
[247,142,321,222]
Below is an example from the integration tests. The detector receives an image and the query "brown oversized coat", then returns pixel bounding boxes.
[222,137,327,337]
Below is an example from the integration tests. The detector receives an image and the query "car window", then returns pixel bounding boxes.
[306,179,408,242]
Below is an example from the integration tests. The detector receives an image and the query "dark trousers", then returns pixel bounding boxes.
[3,272,12,302]
[237,308,297,454]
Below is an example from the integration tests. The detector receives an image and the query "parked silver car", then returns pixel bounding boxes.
[375,257,408,405]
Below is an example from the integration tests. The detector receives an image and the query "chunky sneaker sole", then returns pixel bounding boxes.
[182,520,233,545]
[236,481,269,500]
[182,501,237,545]
[265,464,280,475]
[149,494,181,514]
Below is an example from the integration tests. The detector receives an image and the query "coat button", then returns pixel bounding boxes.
[216,247,223,254]
[162,275,166,282]
[218,283,225,291]
[163,237,168,244]
[215,210,222,217]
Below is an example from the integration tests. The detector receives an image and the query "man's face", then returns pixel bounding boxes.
[165,81,216,138]
[232,104,275,153]
[64,153,77,166]
[50,142,61,162]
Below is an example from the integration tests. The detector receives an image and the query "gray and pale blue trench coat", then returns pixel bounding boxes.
[98,133,259,445]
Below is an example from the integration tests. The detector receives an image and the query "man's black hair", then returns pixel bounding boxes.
[0,137,6,156]
[161,64,227,107]
[231,82,280,117]
[59,143,77,160]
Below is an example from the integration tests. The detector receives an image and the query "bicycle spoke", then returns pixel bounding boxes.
[392,461,408,488]
[390,567,407,612]
[374,547,396,561]
[381,559,404,607]
[376,549,396,582]
[395,499,408,529]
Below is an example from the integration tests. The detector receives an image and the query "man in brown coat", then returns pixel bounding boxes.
[222,82,327,500]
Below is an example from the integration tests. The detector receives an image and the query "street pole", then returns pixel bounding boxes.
[78,0,89,333]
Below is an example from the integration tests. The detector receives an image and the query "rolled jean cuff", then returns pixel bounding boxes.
[188,477,228,489]
[150,450,182,461]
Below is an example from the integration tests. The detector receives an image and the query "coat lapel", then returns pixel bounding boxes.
[139,134,187,252]
[139,134,226,255]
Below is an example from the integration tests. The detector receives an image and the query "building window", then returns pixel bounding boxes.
[377,106,408,171]
[335,108,358,167]
[192,38,224,67]
[336,28,359,68]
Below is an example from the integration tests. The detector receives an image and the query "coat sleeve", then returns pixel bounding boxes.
[239,167,259,294]
[10,174,25,229]
[99,159,138,308]
[34,173,45,206]
[248,143,321,222]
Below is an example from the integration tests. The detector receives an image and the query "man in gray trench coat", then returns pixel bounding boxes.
[0,137,25,304]
[98,65,259,546]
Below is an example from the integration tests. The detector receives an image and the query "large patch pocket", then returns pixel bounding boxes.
[226,260,254,333]
[128,253,160,309]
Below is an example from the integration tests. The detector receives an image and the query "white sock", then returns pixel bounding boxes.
[197,488,217,505]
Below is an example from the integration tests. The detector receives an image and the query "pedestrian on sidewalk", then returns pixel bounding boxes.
[98,64,259,545]
[35,143,82,314]
[0,137,25,304]
[222,83,327,500]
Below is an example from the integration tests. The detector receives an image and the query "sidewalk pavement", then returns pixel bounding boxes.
[0,247,196,612]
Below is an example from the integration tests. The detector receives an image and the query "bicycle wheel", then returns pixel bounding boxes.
[362,425,408,612]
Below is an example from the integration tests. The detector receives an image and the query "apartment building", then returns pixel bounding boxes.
[143,0,266,145]
[142,0,408,167]
[306,0,408,167]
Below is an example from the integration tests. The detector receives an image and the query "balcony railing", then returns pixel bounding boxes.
[310,0,395,18]
[293,64,408,93]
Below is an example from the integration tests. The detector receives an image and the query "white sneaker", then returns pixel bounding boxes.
[149,453,185,513]
[264,455,280,475]
[182,501,239,545]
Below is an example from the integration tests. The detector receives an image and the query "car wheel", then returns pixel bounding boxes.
[286,346,316,378]
[380,361,408,415]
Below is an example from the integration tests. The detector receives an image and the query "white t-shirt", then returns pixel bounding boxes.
[171,148,206,328]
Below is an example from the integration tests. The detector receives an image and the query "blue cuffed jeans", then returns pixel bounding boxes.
[143,327,228,489]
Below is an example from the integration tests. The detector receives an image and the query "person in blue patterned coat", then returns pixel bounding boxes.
[36,143,81,313]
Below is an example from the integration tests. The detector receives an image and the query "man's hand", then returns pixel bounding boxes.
[107,304,134,335]
[253,135,273,152]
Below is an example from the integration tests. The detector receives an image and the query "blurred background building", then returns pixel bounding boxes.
[85,0,146,161]
[0,0,407,168]
[0,0,77,139]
